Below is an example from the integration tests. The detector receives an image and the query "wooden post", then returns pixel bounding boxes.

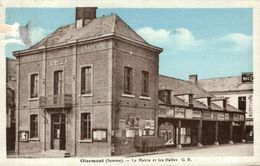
[241,122,246,143]
[229,122,233,144]
[214,121,219,145]
[197,120,203,147]
[177,120,182,149]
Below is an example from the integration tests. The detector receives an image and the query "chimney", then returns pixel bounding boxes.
[75,7,97,28]
[189,75,198,84]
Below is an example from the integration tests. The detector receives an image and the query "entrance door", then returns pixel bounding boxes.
[51,114,66,150]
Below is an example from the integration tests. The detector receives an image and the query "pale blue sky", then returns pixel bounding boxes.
[5,8,252,80]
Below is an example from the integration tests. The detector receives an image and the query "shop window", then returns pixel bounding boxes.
[81,66,92,94]
[30,114,38,138]
[238,96,246,111]
[141,71,149,97]
[81,113,91,139]
[30,73,38,98]
[54,70,63,95]
[124,67,133,94]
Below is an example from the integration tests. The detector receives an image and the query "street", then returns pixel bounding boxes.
[148,143,253,157]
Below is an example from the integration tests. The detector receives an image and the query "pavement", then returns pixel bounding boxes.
[123,143,253,157]
[7,142,253,158]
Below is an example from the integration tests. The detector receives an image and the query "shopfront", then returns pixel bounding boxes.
[158,106,202,147]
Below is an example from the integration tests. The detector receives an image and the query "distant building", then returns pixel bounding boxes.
[158,75,246,148]
[13,7,162,156]
[6,57,16,152]
[197,73,253,141]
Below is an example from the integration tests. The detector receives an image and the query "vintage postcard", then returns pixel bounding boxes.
[0,0,259,165]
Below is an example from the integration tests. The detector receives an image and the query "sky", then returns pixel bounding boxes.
[4,8,253,80]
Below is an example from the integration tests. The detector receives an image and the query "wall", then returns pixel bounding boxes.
[112,39,159,155]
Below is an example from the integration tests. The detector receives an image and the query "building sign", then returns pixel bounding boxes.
[185,109,193,119]
[78,42,108,53]
[144,120,154,129]
[49,58,67,66]
[212,112,218,120]
[92,129,107,142]
[166,109,174,117]
[218,113,225,121]
[233,114,240,121]
[19,131,29,142]
[248,95,253,118]
[242,73,253,83]
[224,113,230,121]
[239,115,245,121]
[203,111,211,120]
[192,110,202,119]
[174,107,185,118]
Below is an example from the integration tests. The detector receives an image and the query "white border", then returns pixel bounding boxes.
[0,0,260,166]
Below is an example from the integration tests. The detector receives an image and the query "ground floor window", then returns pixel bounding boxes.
[30,114,38,138]
[81,113,91,139]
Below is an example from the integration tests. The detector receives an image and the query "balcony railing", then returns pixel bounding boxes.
[39,94,72,108]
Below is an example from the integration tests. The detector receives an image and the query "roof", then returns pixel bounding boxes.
[198,76,253,93]
[226,104,244,113]
[29,14,156,50]
[159,75,213,98]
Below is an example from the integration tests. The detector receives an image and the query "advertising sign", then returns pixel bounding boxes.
[233,114,239,121]
[166,109,174,117]
[203,111,211,120]
[185,109,193,119]
[192,110,202,119]
[212,112,218,120]
[224,113,230,121]
[175,107,185,118]
[145,120,155,129]
[218,113,225,121]
[239,115,245,121]
[241,73,253,83]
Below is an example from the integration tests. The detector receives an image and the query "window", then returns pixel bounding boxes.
[124,67,133,94]
[141,71,149,96]
[30,74,38,98]
[81,66,92,94]
[238,96,246,111]
[159,90,171,103]
[30,114,38,138]
[54,70,63,95]
[81,113,91,139]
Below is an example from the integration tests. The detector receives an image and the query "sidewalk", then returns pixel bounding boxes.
[122,142,252,157]
[7,142,251,158]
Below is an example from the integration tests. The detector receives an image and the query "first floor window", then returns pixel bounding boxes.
[141,70,149,96]
[124,67,133,94]
[30,73,38,98]
[238,96,246,111]
[81,66,92,94]
[54,70,63,95]
[30,114,38,138]
[81,113,91,139]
